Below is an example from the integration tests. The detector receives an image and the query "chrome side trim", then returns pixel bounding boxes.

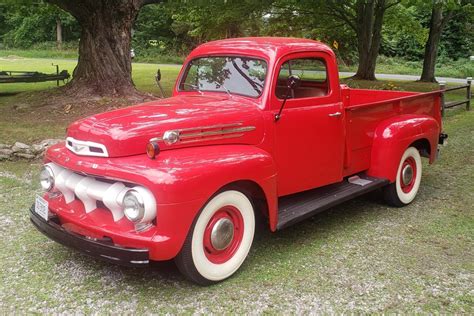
[150,123,256,144]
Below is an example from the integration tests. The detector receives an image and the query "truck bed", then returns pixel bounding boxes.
[341,87,442,176]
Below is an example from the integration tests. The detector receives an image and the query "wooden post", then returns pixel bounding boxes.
[439,80,446,117]
[467,77,472,111]
[56,18,63,50]
[52,63,60,86]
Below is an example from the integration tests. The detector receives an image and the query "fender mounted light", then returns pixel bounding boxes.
[146,141,160,159]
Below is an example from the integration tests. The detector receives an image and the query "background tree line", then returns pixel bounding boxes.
[0,0,472,95]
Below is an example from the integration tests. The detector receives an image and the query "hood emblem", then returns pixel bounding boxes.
[66,137,109,157]
[73,144,86,152]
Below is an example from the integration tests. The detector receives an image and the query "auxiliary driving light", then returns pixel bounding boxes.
[146,141,160,159]
[40,165,55,191]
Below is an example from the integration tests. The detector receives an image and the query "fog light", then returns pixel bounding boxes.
[123,190,145,222]
[146,141,160,159]
[40,165,54,191]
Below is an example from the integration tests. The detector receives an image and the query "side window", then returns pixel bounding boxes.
[275,58,329,99]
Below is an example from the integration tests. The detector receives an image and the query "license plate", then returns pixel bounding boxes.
[35,195,49,221]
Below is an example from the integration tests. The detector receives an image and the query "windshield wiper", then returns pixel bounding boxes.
[221,84,232,97]
[182,83,203,95]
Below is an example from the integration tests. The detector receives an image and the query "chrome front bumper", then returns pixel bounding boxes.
[29,205,149,267]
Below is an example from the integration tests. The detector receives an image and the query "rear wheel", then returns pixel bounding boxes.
[383,146,422,207]
[175,190,255,285]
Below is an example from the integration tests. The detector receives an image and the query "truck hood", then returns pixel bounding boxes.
[66,94,264,158]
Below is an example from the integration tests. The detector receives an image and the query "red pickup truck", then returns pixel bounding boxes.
[31,37,446,285]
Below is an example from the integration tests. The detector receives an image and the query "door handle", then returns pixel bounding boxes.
[328,112,342,117]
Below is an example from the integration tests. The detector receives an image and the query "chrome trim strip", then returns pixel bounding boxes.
[180,126,256,139]
[176,122,245,132]
[150,123,256,144]
[180,133,246,144]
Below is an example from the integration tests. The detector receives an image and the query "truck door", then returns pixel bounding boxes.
[272,52,344,196]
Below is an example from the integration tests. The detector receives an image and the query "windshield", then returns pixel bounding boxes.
[179,56,267,98]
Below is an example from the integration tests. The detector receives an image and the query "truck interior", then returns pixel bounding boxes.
[275,57,329,99]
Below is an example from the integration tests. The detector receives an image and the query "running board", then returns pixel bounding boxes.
[276,174,389,230]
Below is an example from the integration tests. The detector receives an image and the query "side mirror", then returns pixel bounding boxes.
[287,74,301,89]
[275,75,302,122]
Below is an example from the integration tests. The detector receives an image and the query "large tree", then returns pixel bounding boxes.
[419,0,473,82]
[280,0,400,80]
[325,0,401,80]
[419,1,453,82]
[46,0,161,97]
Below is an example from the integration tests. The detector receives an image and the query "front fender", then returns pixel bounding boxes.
[367,115,440,182]
[151,144,278,257]
[46,144,277,260]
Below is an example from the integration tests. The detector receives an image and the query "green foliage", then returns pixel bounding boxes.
[132,4,177,55]
[382,4,428,60]
[0,0,79,49]
[0,3,7,41]
[0,0,472,69]
[382,0,474,61]
[169,0,271,47]
[439,5,474,61]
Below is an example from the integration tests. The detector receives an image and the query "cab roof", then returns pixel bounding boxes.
[187,37,335,62]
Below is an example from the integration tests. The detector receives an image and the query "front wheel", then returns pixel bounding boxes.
[175,190,255,285]
[383,146,422,207]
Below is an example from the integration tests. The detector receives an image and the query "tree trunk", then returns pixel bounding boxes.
[56,17,62,50]
[353,0,386,80]
[46,0,146,97]
[420,4,444,82]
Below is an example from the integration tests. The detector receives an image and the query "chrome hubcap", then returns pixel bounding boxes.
[402,164,414,186]
[210,218,234,250]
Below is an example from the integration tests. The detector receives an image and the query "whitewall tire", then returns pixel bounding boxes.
[383,146,422,207]
[175,190,255,285]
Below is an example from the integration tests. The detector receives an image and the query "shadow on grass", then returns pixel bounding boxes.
[55,190,391,290]
[0,92,21,97]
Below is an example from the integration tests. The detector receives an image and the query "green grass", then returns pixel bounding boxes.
[0,55,473,313]
[0,56,179,96]
[0,48,78,60]
[2,48,473,78]
[0,49,184,65]
[338,55,474,79]
[0,110,472,313]
[0,58,180,144]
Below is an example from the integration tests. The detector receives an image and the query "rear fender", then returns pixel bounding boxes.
[367,115,440,182]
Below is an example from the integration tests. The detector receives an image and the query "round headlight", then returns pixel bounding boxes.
[123,190,145,222]
[40,165,54,191]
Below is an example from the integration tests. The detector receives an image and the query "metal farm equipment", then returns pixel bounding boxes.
[0,64,70,86]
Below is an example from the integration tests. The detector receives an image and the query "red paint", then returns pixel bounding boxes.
[41,37,444,261]
[400,157,417,193]
[203,206,244,264]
